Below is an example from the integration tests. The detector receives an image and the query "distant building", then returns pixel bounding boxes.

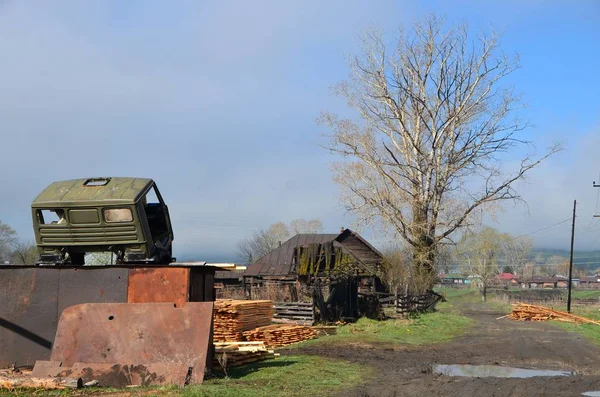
[495,273,519,287]
[438,273,470,285]
[579,275,600,289]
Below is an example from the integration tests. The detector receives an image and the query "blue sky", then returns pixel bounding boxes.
[0,1,598,261]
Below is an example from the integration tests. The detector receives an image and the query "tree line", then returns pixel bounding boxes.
[0,220,37,265]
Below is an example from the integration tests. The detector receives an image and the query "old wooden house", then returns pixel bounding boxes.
[242,229,386,321]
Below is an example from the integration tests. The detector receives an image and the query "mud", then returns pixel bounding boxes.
[295,302,600,397]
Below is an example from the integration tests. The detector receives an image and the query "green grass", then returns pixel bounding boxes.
[554,322,600,347]
[185,355,367,397]
[571,290,600,299]
[290,311,472,348]
[0,356,368,397]
[434,287,480,301]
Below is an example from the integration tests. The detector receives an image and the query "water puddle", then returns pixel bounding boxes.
[432,364,575,378]
[582,392,600,396]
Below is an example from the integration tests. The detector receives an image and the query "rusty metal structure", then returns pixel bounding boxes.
[32,302,213,386]
[1,177,218,387]
[0,264,216,386]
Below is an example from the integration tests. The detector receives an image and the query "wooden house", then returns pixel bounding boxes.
[242,229,386,321]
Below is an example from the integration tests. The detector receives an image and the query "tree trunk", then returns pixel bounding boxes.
[412,233,436,294]
[481,284,487,302]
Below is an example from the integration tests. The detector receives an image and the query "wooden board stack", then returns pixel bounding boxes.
[507,302,600,325]
[243,324,318,347]
[213,299,275,342]
[213,341,276,368]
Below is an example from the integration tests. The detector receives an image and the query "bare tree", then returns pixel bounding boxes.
[237,219,323,262]
[521,262,535,280]
[290,219,323,234]
[503,236,532,274]
[321,15,560,292]
[457,227,508,301]
[546,255,569,277]
[381,245,411,293]
[0,221,17,263]
[10,241,38,265]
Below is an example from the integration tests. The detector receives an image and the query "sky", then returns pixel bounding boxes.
[0,0,599,262]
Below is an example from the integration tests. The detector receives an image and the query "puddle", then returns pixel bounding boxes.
[582,392,600,397]
[432,364,575,378]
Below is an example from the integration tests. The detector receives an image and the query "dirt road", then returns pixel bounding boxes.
[299,302,600,396]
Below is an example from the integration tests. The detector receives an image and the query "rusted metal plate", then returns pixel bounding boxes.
[32,361,189,387]
[57,268,128,317]
[1,265,216,370]
[50,302,213,384]
[0,268,128,368]
[31,360,63,377]
[0,269,59,368]
[127,268,190,308]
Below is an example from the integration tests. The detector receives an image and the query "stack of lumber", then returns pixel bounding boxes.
[507,303,600,325]
[213,299,274,342]
[273,302,314,325]
[243,324,318,347]
[213,341,276,368]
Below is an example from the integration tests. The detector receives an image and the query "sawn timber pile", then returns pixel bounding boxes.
[508,302,600,325]
[243,324,318,347]
[213,341,275,369]
[213,299,274,342]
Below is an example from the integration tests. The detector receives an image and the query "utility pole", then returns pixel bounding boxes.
[567,200,577,313]
[595,180,600,218]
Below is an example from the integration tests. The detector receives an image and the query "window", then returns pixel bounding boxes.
[83,178,111,187]
[104,208,133,223]
[38,209,66,225]
[144,187,160,205]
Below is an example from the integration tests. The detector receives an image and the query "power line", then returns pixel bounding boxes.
[508,218,572,241]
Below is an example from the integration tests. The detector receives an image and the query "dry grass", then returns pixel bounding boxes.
[217,287,246,300]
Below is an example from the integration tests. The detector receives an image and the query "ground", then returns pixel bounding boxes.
[4,292,600,396]
[294,300,600,397]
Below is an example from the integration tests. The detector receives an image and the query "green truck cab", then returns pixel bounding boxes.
[31,177,175,265]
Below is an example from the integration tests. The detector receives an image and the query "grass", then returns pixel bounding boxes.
[554,320,600,347]
[0,356,368,397]
[571,290,600,299]
[289,310,472,349]
[185,355,367,397]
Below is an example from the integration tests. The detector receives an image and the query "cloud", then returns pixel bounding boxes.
[484,130,600,250]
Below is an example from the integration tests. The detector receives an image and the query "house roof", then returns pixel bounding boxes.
[215,270,245,280]
[243,229,382,277]
[522,276,558,284]
[580,276,600,283]
[497,273,517,280]
[440,273,467,279]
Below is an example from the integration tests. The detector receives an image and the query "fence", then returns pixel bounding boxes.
[273,302,315,325]
[395,291,444,316]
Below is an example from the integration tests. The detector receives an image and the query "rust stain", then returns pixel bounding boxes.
[127,268,189,308]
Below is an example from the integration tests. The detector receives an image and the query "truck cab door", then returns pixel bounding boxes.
[142,183,174,263]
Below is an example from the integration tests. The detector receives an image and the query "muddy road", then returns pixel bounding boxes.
[298,302,600,397]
